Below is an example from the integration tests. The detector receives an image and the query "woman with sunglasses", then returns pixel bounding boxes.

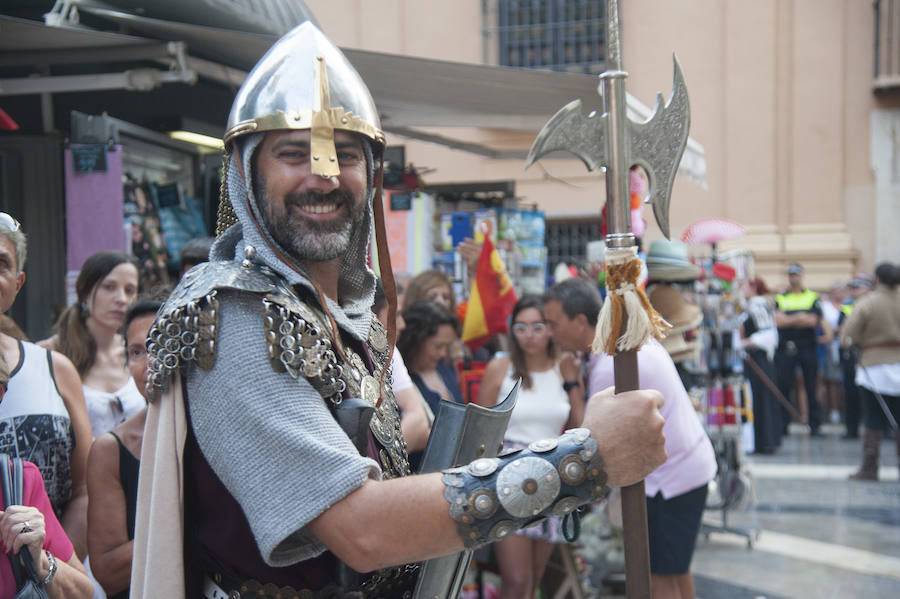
[476,295,585,599]
[0,213,94,562]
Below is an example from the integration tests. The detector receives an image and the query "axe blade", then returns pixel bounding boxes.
[525,99,608,172]
[628,56,691,240]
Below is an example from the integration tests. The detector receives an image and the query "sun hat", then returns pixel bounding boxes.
[645,239,702,282]
[649,284,703,333]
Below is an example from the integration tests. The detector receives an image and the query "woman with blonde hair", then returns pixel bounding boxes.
[401,269,456,313]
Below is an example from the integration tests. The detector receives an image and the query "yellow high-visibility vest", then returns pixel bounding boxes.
[775,289,819,312]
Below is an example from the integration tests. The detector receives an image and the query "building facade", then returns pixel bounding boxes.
[308,0,898,291]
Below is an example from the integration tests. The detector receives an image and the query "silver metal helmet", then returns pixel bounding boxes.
[225,21,384,177]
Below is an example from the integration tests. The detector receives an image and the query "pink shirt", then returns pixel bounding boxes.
[0,461,74,598]
[588,341,717,499]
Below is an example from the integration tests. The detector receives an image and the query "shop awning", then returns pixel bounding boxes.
[0,13,706,185]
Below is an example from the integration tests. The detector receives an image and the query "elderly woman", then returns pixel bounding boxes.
[0,339,93,598]
[87,299,160,598]
[0,213,94,560]
[841,262,900,481]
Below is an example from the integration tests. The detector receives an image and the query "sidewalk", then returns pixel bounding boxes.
[691,424,900,598]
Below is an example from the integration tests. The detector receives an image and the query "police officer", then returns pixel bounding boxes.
[774,263,824,435]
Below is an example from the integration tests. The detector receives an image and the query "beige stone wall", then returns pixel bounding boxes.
[307,0,884,291]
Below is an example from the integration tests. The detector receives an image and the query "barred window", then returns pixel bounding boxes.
[488,0,606,74]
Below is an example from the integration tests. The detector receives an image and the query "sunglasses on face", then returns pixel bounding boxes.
[0,213,21,232]
[511,322,547,336]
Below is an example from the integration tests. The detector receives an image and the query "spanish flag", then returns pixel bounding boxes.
[462,236,518,350]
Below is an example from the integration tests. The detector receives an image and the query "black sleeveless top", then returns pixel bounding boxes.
[108,431,140,599]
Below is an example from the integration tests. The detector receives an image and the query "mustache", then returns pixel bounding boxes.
[284,189,355,209]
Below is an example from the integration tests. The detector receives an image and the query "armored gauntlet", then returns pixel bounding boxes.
[442,428,610,548]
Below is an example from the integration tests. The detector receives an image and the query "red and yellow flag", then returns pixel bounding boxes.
[461,236,518,350]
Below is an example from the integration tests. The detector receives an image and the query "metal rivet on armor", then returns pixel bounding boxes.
[469,489,498,519]
[229,592,240,599]
[559,455,586,486]
[329,155,336,162]
[243,245,256,261]
[522,478,538,495]
[477,444,485,457]
[567,428,591,443]
[529,438,558,453]
[551,496,580,516]
[468,458,499,477]
[341,117,348,124]
[313,155,320,161]
[489,520,515,540]
[294,114,302,121]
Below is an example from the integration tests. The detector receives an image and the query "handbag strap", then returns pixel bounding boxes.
[0,453,25,587]
[11,457,44,585]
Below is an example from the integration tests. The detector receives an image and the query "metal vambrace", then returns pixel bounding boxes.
[442,428,610,548]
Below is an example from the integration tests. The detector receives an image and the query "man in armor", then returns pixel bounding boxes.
[131,22,666,599]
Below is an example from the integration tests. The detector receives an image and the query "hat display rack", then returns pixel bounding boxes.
[674,223,760,549]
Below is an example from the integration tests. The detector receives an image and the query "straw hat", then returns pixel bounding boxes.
[645,239,702,282]
[660,332,699,363]
[649,284,703,333]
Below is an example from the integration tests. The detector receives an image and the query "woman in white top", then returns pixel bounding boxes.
[477,295,585,599]
[40,251,145,438]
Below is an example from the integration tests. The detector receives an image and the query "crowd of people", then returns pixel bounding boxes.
[732,261,900,483]
[0,21,896,599]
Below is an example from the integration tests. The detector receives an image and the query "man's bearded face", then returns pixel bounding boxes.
[251,130,368,263]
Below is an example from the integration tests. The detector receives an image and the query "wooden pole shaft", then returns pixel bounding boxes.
[614,349,652,598]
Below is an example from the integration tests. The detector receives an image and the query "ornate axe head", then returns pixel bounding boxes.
[524,57,690,240]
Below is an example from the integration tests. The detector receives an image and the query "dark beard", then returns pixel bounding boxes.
[253,174,364,263]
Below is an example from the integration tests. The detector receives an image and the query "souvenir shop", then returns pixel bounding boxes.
[64,112,220,299]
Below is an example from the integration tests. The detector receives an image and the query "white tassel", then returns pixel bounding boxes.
[621,287,653,350]
[593,295,614,355]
